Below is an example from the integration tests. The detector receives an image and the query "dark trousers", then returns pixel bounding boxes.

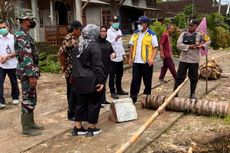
[66,77,75,118]
[0,68,19,104]
[74,91,103,124]
[130,63,153,102]
[109,61,124,93]
[174,62,199,95]
[159,57,177,80]
[101,72,109,103]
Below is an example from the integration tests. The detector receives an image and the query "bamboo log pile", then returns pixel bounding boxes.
[200,59,222,80]
[142,95,230,117]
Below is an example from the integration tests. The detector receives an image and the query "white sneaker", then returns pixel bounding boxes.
[12,99,19,105]
[0,103,6,109]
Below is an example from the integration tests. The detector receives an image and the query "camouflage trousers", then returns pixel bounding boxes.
[21,79,37,114]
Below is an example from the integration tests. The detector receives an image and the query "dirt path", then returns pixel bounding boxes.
[0,49,229,153]
[142,50,230,153]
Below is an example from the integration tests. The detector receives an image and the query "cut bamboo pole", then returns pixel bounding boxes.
[116,77,189,153]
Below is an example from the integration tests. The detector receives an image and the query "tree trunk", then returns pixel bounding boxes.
[142,94,230,117]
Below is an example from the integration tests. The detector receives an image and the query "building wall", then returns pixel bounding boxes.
[86,6,102,25]
[138,0,147,7]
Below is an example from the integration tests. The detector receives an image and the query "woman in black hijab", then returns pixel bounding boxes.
[97,26,116,106]
[71,24,106,137]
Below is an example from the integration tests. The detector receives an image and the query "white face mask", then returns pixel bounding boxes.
[137,24,143,31]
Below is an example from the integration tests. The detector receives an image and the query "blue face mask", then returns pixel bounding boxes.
[112,23,120,29]
[0,28,9,36]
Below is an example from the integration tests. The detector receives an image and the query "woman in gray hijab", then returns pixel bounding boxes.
[71,24,106,137]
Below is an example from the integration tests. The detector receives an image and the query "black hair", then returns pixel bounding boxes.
[0,19,9,27]
[100,26,107,31]
[68,20,82,32]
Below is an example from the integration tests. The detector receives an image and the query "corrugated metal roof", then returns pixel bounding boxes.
[123,4,162,11]
[82,0,109,5]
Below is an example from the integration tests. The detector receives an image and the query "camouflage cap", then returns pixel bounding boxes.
[16,9,36,20]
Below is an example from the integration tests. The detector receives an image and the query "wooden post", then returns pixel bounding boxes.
[116,78,189,153]
[50,0,54,25]
[218,0,222,14]
[110,0,117,16]
[31,0,40,41]
[75,0,82,22]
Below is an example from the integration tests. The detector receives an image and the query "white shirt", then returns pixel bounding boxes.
[106,27,125,62]
[0,33,18,69]
[129,28,158,64]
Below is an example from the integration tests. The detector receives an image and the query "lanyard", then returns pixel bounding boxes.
[6,45,11,54]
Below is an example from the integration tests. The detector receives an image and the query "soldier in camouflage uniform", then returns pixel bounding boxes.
[58,20,82,121]
[15,9,44,136]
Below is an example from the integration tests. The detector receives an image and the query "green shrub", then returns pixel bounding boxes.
[149,21,166,42]
[197,13,230,50]
[36,42,61,73]
[149,21,181,56]
[35,42,59,54]
[40,60,60,73]
[210,26,230,49]
[171,27,181,56]
[173,12,187,29]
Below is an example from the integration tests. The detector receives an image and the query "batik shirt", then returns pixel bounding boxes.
[58,33,78,78]
[15,27,40,80]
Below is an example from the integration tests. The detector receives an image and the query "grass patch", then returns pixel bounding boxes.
[224,115,230,123]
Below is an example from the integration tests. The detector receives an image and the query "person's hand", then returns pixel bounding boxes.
[189,44,197,49]
[0,55,9,63]
[61,65,66,73]
[197,44,205,50]
[115,35,122,41]
[110,52,116,59]
[128,58,133,65]
[148,59,154,66]
[160,52,165,59]
[29,77,37,88]
[0,56,3,63]
[96,84,104,92]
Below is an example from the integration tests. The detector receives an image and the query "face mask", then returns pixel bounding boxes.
[0,28,9,36]
[137,24,143,31]
[112,23,120,29]
[29,20,36,29]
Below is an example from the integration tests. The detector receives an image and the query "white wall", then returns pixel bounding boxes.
[86,6,102,25]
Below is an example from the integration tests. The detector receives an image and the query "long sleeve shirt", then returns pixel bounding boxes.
[177,31,209,63]
[15,28,40,80]
[106,27,125,62]
[58,33,78,78]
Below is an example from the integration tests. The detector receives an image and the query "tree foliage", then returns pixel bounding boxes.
[183,4,197,19]
[149,21,181,56]
[0,0,16,27]
[173,12,187,29]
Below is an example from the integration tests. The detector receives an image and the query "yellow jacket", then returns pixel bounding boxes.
[131,29,155,63]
